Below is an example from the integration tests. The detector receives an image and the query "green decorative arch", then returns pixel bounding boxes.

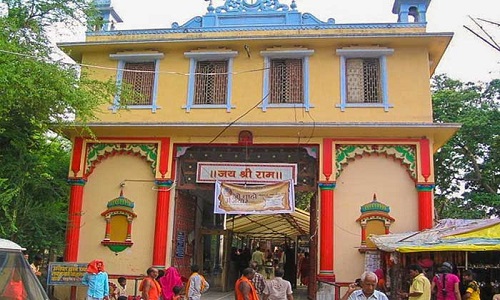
[86,143,158,176]
[335,144,416,180]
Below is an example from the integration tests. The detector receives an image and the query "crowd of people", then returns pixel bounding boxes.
[26,250,498,300]
[81,261,209,300]
[341,262,489,300]
[230,245,310,288]
[81,245,306,300]
[81,258,297,300]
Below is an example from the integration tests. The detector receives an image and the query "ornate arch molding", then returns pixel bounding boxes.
[335,144,417,181]
[85,143,158,177]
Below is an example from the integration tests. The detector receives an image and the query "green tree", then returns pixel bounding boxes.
[432,75,500,219]
[0,0,114,254]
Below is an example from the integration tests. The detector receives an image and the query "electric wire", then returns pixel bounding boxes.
[207,92,270,144]
[0,48,271,76]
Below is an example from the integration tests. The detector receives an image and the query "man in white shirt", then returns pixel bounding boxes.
[263,269,293,300]
[343,271,389,300]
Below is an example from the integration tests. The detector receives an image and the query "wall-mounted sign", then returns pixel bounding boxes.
[176,231,186,258]
[214,180,295,214]
[197,162,297,184]
[47,262,87,286]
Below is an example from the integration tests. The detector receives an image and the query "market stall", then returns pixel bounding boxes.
[370,218,500,300]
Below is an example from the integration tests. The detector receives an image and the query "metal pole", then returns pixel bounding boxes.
[465,251,468,270]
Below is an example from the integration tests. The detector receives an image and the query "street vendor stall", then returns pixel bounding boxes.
[370,219,500,300]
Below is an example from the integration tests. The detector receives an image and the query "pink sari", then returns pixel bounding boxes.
[159,267,183,300]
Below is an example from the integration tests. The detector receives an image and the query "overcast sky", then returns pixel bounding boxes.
[63,0,500,82]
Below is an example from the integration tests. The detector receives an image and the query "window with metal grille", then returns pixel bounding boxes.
[122,62,155,105]
[346,58,381,103]
[194,60,228,105]
[269,59,303,104]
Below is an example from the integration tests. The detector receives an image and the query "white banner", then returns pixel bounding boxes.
[197,162,297,184]
[214,180,295,214]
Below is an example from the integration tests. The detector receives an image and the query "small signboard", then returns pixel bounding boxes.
[197,162,297,184]
[47,262,87,286]
[176,231,186,258]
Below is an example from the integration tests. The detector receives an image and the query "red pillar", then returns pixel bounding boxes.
[152,180,173,268]
[103,219,111,241]
[419,138,431,182]
[360,224,367,247]
[64,179,86,262]
[416,184,434,230]
[317,182,336,282]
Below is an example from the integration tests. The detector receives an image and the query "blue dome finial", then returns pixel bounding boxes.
[206,0,214,13]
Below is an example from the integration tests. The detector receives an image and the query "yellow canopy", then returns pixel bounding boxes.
[370,218,500,253]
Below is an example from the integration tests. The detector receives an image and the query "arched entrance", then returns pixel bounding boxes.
[172,145,318,292]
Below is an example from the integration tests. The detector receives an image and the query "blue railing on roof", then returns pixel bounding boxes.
[86,0,428,36]
[171,0,335,30]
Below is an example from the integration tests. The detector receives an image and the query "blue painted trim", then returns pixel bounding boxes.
[318,182,336,190]
[112,60,125,113]
[183,51,238,112]
[86,22,426,37]
[214,0,291,13]
[117,105,162,110]
[264,104,315,109]
[335,103,394,109]
[380,56,390,112]
[151,58,160,113]
[260,49,314,111]
[226,57,234,112]
[184,51,238,60]
[185,58,197,112]
[110,53,164,61]
[303,56,310,111]
[168,0,335,31]
[393,0,431,23]
[339,56,347,112]
[261,57,271,111]
[336,48,394,112]
[188,104,236,109]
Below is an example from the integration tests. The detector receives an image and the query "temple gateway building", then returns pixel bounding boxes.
[58,0,459,298]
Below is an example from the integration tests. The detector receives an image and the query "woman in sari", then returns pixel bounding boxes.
[159,267,184,300]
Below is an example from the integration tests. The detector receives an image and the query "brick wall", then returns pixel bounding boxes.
[172,190,196,279]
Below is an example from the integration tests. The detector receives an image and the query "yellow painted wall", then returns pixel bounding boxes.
[78,155,157,277]
[332,155,419,282]
[81,42,433,124]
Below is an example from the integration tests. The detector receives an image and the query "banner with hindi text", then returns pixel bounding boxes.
[197,162,297,184]
[214,180,295,214]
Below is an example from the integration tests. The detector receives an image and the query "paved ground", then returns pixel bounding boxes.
[202,286,309,300]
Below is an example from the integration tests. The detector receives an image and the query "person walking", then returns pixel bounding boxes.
[298,252,310,287]
[399,264,431,300]
[250,261,266,298]
[82,259,110,300]
[343,271,389,300]
[263,269,294,300]
[235,267,259,300]
[431,262,461,300]
[186,264,209,300]
[140,267,162,300]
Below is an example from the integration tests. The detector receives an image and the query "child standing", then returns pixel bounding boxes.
[172,285,183,300]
